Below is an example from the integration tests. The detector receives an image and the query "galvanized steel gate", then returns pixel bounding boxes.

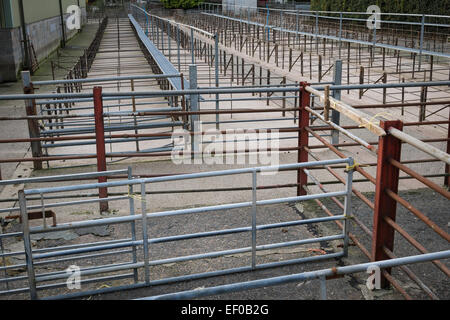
[2,158,356,299]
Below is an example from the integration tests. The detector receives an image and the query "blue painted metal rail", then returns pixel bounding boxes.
[128,14,189,91]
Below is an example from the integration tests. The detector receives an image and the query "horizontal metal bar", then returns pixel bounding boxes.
[35,249,133,267]
[33,74,181,85]
[36,262,144,282]
[0,195,130,215]
[24,159,351,195]
[40,121,182,136]
[2,81,449,101]
[42,251,341,300]
[28,190,347,238]
[149,215,345,244]
[137,250,450,300]
[36,273,134,292]
[0,169,127,186]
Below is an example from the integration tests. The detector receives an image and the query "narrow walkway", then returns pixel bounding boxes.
[42,18,175,168]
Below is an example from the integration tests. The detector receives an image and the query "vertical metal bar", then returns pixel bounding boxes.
[151,15,154,40]
[215,34,220,130]
[161,20,164,54]
[418,14,425,71]
[18,0,30,71]
[58,0,66,48]
[445,107,450,188]
[331,60,342,145]
[338,12,342,59]
[128,167,139,283]
[359,66,364,99]
[315,11,319,53]
[177,24,181,71]
[22,71,43,170]
[141,183,150,284]
[251,170,257,270]
[167,21,171,62]
[93,87,108,213]
[131,79,139,152]
[372,15,377,48]
[319,275,327,300]
[343,157,354,257]
[0,227,10,291]
[189,65,200,162]
[324,86,330,122]
[19,190,37,299]
[298,82,310,196]
[40,193,47,229]
[372,120,403,288]
[145,11,148,37]
[191,28,195,64]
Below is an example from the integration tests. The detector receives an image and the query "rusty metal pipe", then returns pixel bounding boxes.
[0,147,301,164]
[384,216,450,277]
[0,128,301,144]
[385,189,450,243]
[389,158,450,200]
[352,100,450,109]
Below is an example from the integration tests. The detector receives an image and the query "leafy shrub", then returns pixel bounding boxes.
[160,0,203,9]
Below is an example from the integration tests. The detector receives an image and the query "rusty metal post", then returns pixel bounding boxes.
[359,66,364,99]
[445,107,450,188]
[130,79,139,152]
[22,71,42,170]
[93,87,108,213]
[372,120,403,288]
[297,82,310,196]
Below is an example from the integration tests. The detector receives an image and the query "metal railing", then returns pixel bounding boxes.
[200,2,450,58]
[137,250,450,300]
[3,158,355,299]
[0,168,132,296]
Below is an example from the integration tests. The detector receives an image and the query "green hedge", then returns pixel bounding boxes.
[310,0,450,18]
[160,0,203,9]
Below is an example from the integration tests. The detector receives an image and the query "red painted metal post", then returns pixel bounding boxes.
[22,71,43,170]
[93,87,108,213]
[372,120,403,288]
[445,107,450,188]
[297,82,310,196]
